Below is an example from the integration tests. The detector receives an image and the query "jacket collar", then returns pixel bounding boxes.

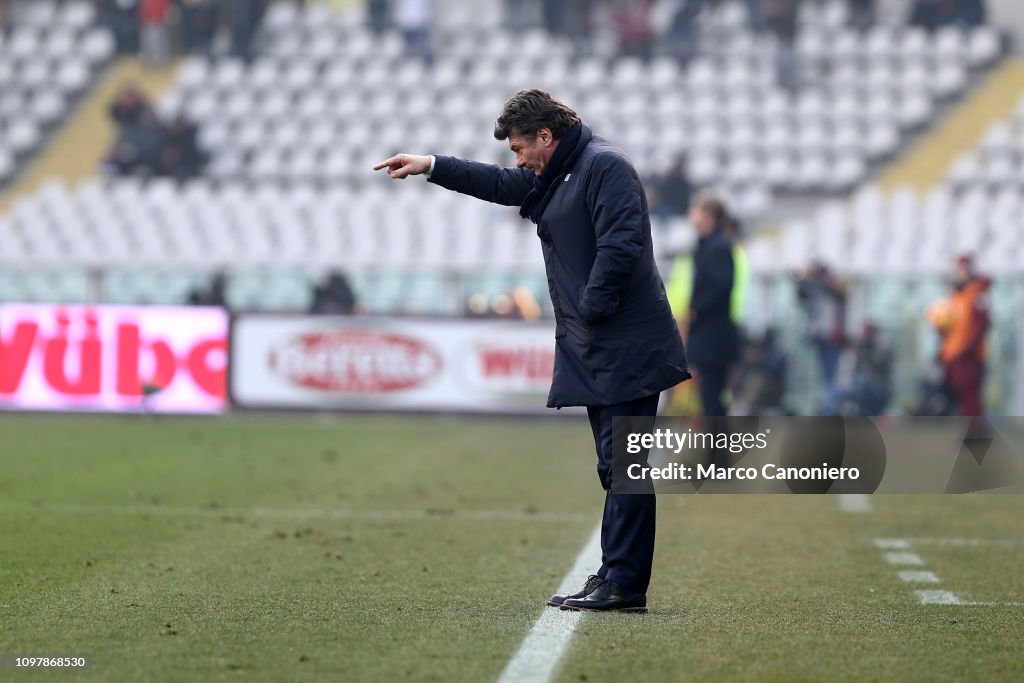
[520,122,593,224]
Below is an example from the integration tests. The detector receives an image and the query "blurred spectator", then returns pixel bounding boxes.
[0,0,11,35]
[491,293,516,318]
[465,293,490,317]
[160,114,206,179]
[648,156,692,220]
[541,0,591,45]
[367,0,391,33]
[464,288,541,319]
[109,84,149,127]
[107,107,167,176]
[928,254,990,416]
[567,0,595,55]
[910,0,987,31]
[106,90,205,179]
[188,272,228,307]
[395,0,433,63]
[178,0,219,55]
[665,0,703,62]
[510,286,542,320]
[229,0,268,61]
[542,0,566,34]
[909,0,946,30]
[684,192,741,418]
[729,328,788,416]
[764,0,800,90]
[101,0,141,55]
[824,322,893,416]
[139,0,172,66]
[666,199,748,336]
[848,0,875,31]
[908,366,957,416]
[794,261,847,414]
[310,271,358,314]
[956,0,988,27]
[613,0,655,60]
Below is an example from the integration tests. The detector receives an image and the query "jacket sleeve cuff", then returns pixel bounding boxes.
[427,155,451,185]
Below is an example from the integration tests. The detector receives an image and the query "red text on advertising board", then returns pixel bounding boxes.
[269,331,442,392]
[475,344,554,383]
[0,309,225,398]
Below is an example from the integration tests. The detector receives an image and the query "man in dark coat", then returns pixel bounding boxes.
[375,89,689,612]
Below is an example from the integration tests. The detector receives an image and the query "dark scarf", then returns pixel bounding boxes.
[519,122,590,224]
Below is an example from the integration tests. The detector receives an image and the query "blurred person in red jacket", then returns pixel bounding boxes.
[928,254,991,416]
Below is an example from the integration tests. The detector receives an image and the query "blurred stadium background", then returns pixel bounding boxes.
[2,2,1024,681]
[2,0,1024,415]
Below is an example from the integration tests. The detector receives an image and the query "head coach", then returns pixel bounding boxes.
[374,89,690,612]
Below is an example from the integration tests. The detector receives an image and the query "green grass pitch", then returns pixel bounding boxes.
[1,413,1022,682]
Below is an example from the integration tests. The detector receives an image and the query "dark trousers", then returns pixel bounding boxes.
[945,355,985,416]
[696,363,729,417]
[816,340,842,390]
[587,392,660,594]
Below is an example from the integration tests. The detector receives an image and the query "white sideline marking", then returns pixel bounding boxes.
[3,502,589,525]
[872,538,1021,606]
[837,494,872,513]
[884,552,925,566]
[898,571,941,583]
[916,590,964,605]
[908,538,1021,548]
[496,523,603,683]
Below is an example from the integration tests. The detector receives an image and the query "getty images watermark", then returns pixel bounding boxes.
[611,416,1024,494]
[626,427,861,483]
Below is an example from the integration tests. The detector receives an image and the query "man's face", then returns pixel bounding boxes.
[508,129,555,176]
[689,204,715,236]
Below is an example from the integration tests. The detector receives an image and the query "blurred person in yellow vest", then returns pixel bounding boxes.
[927,253,991,416]
[664,193,747,417]
[666,229,749,333]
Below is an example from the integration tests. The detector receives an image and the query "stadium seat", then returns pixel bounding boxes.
[0,9,111,190]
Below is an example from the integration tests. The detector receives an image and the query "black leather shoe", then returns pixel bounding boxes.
[547,574,606,607]
[560,579,647,613]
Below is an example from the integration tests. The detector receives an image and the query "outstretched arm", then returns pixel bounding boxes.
[374,154,533,207]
